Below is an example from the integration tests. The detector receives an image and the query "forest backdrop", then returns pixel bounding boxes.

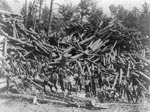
[0,0,150,36]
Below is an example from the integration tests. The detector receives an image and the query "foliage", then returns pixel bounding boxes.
[109,3,150,36]
[58,3,75,21]
[109,4,128,21]
[0,0,12,12]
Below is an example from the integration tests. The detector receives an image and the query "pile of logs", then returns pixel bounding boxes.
[0,10,150,104]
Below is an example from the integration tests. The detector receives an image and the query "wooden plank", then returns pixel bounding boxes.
[126,61,130,77]
[112,72,119,89]
[3,37,7,57]
[119,68,123,84]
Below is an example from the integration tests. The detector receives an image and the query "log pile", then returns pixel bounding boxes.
[0,10,150,105]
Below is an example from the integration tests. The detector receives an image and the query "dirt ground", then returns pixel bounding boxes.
[0,95,150,112]
[0,78,150,112]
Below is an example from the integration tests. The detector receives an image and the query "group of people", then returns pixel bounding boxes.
[41,66,106,97]
[4,56,144,103]
[41,65,144,103]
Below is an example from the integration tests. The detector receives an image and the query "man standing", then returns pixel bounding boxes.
[91,75,96,96]
[84,75,91,97]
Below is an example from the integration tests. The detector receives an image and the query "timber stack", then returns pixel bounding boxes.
[0,10,150,107]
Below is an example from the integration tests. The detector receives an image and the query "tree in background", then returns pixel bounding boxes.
[123,7,139,29]
[21,0,46,31]
[109,3,150,36]
[48,0,54,35]
[38,0,45,21]
[87,5,104,28]
[21,1,38,30]
[58,3,76,22]
[139,2,150,36]
[20,0,104,34]
[0,0,12,12]
[20,0,150,37]
[77,0,97,22]
[40,6,49,32]
[109,4,128,21]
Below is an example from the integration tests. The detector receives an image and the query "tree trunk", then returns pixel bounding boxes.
[39,0,43,21]
[24,0,28,27]
[48,0,54,36]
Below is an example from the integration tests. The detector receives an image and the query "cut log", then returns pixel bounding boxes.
[137,71,150,81]
[112,72,119,89]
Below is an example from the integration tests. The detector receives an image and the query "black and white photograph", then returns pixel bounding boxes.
[0,0,150,112]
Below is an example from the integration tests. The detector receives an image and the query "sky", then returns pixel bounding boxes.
[5,0,150,16]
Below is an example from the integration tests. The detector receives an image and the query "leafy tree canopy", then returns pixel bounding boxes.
[0,0,12,12]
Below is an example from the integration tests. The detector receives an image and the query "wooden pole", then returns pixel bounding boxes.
[126,61,130,77]
[3,36,7,57]
[3,36,9,91]
[13,21,16,38]
[112,72,119,89]
[77,61,84,75]
[119,68,123,84]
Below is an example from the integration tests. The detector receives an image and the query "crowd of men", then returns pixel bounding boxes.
[3,57,144,103]
[39,63,143,103]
